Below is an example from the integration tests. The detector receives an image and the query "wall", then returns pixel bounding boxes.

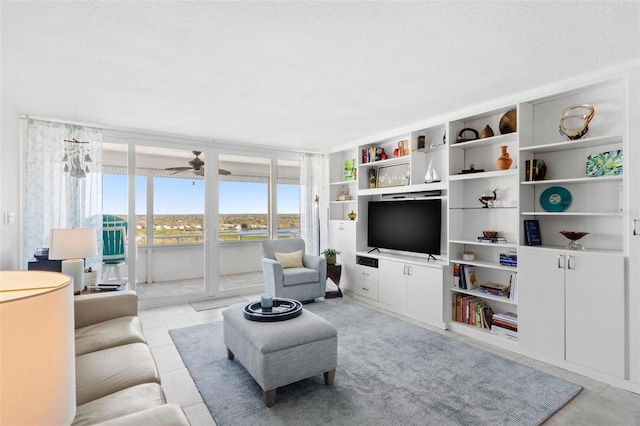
[0,103,22,270]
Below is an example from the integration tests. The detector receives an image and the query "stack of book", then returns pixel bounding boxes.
[476,236,507,243]
[499,251,517,267]
[478,281,510,298]
[490,312,518,341]
[452,263,478,289]
[452,294,494,329]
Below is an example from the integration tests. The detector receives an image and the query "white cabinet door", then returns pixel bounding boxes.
[565,251,624,378]
[328,221,343,256]
[520,248,625,378]
[378,259,408,310]
[340,221,357,291]
[407,264,443,323]
[518,247,565,360]
[329,220,357,292]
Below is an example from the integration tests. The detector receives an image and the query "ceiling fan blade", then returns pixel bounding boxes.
[218,169,231,175]
[165,166,192,171]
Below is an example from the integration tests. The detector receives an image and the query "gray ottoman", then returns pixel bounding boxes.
[222,302,338,407]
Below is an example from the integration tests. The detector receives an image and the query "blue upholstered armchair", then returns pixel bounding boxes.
[260,238,327,302]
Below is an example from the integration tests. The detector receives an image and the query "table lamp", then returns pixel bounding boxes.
[0,271,76,425]
[49,227,98,293]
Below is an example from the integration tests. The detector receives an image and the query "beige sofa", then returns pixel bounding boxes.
[72,291,190,425]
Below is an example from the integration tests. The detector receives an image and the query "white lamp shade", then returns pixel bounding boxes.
[49,228,98,260]
[0,271,76,425]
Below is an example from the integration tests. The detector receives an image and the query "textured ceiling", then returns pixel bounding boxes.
[2,1,639,153]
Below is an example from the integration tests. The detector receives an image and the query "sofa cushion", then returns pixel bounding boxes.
[275,250,304,268]
[96,404,190,426]
[72,383,166,426]
[76,343,160,406]
[283,267,319,286]
[75,316,146,356]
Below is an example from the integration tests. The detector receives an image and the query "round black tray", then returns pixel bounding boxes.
[243,298,303,322]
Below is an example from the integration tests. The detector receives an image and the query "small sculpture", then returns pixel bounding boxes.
[424,159,441,183]
[559,104,595,140]
[479,188,499,208]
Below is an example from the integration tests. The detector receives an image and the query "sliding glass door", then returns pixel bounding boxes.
[215,152,301,295]
[102,138,301,304]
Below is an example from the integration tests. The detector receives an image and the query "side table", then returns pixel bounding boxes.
[325,263,343,299]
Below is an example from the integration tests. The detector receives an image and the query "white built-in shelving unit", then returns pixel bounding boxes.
[329,64,640,390]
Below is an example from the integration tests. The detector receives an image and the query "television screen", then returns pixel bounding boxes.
[367,199,442,255]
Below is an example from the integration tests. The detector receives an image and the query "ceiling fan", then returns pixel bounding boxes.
[165,151,231,176]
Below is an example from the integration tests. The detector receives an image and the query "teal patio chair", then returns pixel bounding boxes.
[102,215,128,283]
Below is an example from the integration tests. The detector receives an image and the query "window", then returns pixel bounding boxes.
[218,154,271,242]
[152,177,204,244]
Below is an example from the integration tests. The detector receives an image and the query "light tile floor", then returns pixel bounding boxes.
[136,271,265,301]
[140,294,640,426]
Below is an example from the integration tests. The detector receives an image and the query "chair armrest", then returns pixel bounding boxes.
[262,258,284,295]
[303,254,326,273]
[75,291,139,329]
[304,255,327,292]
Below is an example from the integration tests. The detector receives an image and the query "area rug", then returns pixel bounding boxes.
[188,295,249,311]
[170,299,581,426]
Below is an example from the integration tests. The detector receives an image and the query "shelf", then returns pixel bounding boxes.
[449,239,518,249]
[521,211,623,217]
[520,175,622,186]
[518,244,623,256]
[449,259,518,271]
[449,206,517,210]
[358,182,447,197]
[450,133,517,150]
[413,143,447,153]
[330,200,356,204]
[449,169,517,181]
[330,180,357,186]
[519,134,622,154]
[447,321,518,345]
[450,287,518,306]
[359,155,410,168]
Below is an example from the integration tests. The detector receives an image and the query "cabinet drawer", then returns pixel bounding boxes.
[355,264,378,282]
[354,278,379,300]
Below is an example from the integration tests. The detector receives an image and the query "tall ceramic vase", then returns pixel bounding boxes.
[496,145,513,170]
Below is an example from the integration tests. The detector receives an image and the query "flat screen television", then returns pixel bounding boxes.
[367,199,442,256]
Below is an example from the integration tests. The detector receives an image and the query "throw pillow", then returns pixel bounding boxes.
[274,250,304,268]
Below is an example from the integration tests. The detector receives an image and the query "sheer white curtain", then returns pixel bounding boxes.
[300,153,329,256]
[22,118,102,269]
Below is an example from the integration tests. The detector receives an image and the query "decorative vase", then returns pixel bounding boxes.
[496,145,513,170]
[348,210,357,221]
[325,254,337,265]
[481,125,494,139]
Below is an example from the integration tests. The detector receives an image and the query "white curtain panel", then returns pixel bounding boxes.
[300,153,329,256]
[22,118,103,269]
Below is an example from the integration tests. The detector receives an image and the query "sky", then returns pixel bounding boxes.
[103,175,300,215]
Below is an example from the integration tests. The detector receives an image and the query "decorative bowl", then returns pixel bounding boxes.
[499,109,517,134]
[559,230,589,250]
[483,230,498,238]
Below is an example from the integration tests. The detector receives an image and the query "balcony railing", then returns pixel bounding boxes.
[136,228,300,245]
